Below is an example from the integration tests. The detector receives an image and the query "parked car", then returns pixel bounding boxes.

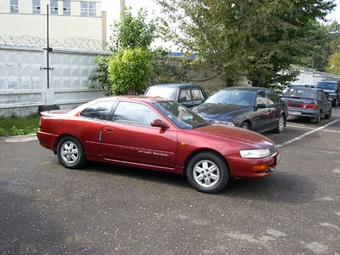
[282,84,311,94]
[144,83,208,108]
[37,96,279,194]
[281,88,332,123]
[192,87,288,134]
[315,80,340,107]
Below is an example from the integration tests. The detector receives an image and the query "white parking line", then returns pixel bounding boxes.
[286,123,316,130]
[278,119,340,148]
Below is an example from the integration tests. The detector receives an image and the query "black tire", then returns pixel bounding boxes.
[186,152,229,193]
[311,112,321,124]
[332,98,338,107]
[325,108,332,119]
[274,114,285,133]
[57,136,86,169]
[240,121,250,130]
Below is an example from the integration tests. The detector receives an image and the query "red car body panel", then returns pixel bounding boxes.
[37,96,279,179]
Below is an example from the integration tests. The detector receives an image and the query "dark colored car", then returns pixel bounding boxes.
[315,80,340,107]
[144,83,208,108]
[37,96,279,194]
[282,84,311,94]
[193,87,288,134]
[281,88,332,123]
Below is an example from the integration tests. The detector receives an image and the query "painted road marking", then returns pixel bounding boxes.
[278,119,340,148]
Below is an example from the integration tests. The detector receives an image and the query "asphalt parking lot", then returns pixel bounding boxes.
[1,108,340,255]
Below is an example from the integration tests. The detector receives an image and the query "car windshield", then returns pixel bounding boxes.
[145,87,177,100]
[153,101,210,129]
[284,89,316,99]
[316,82,337,90]
[206,89,256,106]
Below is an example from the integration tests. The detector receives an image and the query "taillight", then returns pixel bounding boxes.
[302,100,317,109]
[287,100,317,109]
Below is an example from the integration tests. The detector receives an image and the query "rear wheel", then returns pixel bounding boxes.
[274,114,285,133]
[186,152,229,193]
[57,136,86,169]
[325,108,332,119]
[311,111,321,124]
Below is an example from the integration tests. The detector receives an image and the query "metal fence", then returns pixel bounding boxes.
[0,35,104,51]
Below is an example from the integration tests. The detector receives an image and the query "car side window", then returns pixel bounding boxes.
[179,89,191,101]
[191,88,204,100]
[266,90,278,105]
[111,101,160,126]
[256,91,268,105]
[318,90,326,101]
[80,101,114,120]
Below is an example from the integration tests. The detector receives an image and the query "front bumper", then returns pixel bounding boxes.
[227,151,279,179]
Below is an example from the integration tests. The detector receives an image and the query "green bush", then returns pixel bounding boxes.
[0,114,40,137]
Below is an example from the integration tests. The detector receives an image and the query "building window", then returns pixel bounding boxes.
[50,0,58,15]
[32,0,41,14]
[10,0,18,13]
[63,0,71,16]
[80,1,96,17]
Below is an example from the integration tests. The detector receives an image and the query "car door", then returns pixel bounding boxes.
[317,90,331,113]
[265,89,283,129]
[100,101,178,169]
[251,90,272,132]
[78,100,117,156]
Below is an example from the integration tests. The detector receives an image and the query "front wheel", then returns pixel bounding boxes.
[240,121,250,130]
[186,152,229,193]
[57,136,86,169]
[332,98,339,107]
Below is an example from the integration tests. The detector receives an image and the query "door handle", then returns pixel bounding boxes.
[105,128,114,132]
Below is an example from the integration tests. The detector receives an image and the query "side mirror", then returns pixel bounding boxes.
[151,119,169,129]
[256,103,266,109]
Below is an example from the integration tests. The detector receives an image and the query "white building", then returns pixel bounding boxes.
[0,0,106,50]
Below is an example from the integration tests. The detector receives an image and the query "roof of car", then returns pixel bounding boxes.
[219,86,271,91]
[92,95,171,104]
[149,83,203,88]
[283,88,322,92]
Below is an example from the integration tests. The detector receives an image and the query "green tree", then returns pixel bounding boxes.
[108,7,156,52]
[296,21,340,72]
[326,22,340,74]
[108,47,152,95]
[90,7,193,95]
[89,56,111,96]
[326,53,340,74]
[90,7,157,95]
[156,0,336,88]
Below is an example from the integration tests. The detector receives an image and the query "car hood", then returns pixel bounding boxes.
[321,89,336,93]
[193,103,251,121]
[193,124,275,148]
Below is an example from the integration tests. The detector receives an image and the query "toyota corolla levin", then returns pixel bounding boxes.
[37,96,279,193]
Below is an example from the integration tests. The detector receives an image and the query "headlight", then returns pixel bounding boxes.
[213,121,235,127]
[239,148,271,158]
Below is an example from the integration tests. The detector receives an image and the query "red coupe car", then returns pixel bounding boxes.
[37,96,279,193]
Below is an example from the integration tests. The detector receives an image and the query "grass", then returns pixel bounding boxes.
[0,114,40,137]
